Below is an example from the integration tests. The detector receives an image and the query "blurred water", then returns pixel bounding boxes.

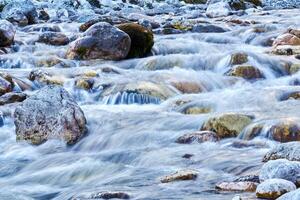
[0,4,300,200]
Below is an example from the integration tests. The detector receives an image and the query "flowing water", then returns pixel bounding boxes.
[0,2,300,200]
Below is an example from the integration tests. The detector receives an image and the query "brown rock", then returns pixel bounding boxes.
[176,131,219,144]
[216,181,258,192]
[160,170,198,183]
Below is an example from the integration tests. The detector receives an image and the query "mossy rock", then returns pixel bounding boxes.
[230,53,248,65]
[289,64,300,75]
[117,23,154,59]
[230,0,246,10]
[228,65,264,80]
[201,113,253,138]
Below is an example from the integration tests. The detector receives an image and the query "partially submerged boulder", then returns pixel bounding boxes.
[160,169,198,183]
[37,32,70,46]
[0,92,27,105]
[228,65,264,80]
[263,142,300,162]
[230,52,248,65]
[117,23,154,58]
[66,22,131,60]
[241,120,300,143]
[0,20,15,47]
[14,85,87,145]
[201,113,253,138]
[259,159,300,186]
[256,179,296,199]
[176,131,219,144]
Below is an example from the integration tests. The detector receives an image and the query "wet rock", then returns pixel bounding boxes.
[263,142,300,162]
[67,22,131,60]
[216,181,258,192]
[272,45,300,56]
[1,0,37,26]
[75,78,94,90]
[35,56,64,68]
[182,106,212,115]
[0,20,15,47]
[0,76,12,96]
[192,24,228,33]
[230,53,248,65]
[289,64,300,75]
[182,153,194,159]
[171,81,202,94]
[29,70,64,86]
[87,0,101,8]
[281,91,300,100]
[14,85,87,145]
[37,32,70,46]
[160,169,198,183]
[259,159,300,185]
[206,1,232,18]
[256,179,296,199]
[273,33,300,47]
[201,113,253,138]
[0,92,27,105]
[277,188,300,200]
[176,131,220,144]
[90,191,130,199]
[228,65,264,80]
[242,120,300,143]
[79,17,130,32]
[117,23,154,58]
[38,10,50,21]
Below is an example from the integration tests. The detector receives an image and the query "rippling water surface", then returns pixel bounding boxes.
[0,2,300,200]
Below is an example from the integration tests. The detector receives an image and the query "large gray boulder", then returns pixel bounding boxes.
[66,22,131,60]
[259,159,300,186]
[14,85,87,145]
[263,142,300,162]
[0,20,15,47]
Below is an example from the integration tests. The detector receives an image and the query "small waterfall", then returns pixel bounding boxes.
[102,91,161,105]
